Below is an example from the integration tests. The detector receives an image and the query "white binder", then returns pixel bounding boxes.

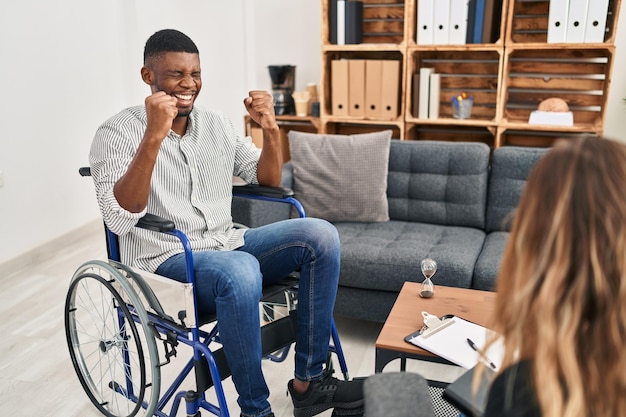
[337,0,346,45]
[449,0,469,45]
[584,0,609,43]
[565,0,589,43]
[418,67,435,118]
[547,0,569,43]
[433,0,451,44]
[417,0,435,45]
[428,73,441,119]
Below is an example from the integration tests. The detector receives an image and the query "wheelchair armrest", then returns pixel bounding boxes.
[136,213,176,233]
[232,184,294,199]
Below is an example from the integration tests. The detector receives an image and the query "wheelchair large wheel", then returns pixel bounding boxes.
[65,260,160,417]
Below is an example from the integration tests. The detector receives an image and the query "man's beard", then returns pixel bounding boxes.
[176,108,192,118]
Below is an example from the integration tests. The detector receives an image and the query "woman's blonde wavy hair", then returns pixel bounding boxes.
[485,136,626,417]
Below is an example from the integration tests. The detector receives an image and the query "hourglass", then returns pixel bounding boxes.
[419,258,437,298]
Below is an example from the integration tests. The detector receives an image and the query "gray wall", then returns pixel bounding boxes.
[0,0,624,266]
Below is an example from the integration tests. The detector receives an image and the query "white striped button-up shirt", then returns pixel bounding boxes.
[89,105,261,272]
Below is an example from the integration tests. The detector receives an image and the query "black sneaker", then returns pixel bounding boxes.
[331,406,364,417]
[287,369,364,417]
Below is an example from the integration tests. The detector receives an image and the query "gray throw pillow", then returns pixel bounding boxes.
[287,130,392,222]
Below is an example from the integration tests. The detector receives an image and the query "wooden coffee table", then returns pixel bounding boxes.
[375,281,496,372]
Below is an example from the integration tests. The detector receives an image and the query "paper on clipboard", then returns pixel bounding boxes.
[406,314,504,370]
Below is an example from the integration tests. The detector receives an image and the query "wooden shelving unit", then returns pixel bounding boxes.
[316,0,622,148]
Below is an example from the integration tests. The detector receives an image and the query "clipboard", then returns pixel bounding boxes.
[404,312,503,370]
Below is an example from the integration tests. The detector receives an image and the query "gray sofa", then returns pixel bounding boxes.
[233,140,547,323]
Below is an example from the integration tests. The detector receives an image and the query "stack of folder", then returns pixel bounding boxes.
[416,0,502,45]
[547,0,610,43]
[331,59,400,120]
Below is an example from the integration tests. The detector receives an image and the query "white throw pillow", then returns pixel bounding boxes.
[287,130,392,222]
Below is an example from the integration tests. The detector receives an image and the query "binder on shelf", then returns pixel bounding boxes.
[433,0,451,44]
[331,59,350,116]
[380,60,401,119]
[481,0,496,43]
[465,0,477,44]
[365,60,383,118]
[449,0,469,45]
[565,0,589,43]
[584,0,609,42]
[329,0,345,45]
[329,0,363,45]
[345,1,364,44]
[417,0,435,45]
[547,0,569,43]
[418,67,434,119]
[428,73,441,119]
[471,0,486,43]
[348,59,366,117]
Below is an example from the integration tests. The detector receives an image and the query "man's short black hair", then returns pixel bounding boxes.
[144,29,199,66]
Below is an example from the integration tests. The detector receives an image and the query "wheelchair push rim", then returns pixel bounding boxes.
[65,260,161,417]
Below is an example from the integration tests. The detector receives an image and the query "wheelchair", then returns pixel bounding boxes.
[64,167,349,417]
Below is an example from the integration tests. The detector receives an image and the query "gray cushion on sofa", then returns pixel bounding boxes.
[387,140,490,229]
[474,146,548,289]
[334,220,486,291]
[485,146,549,232]
[472,231,508,291]
[288,130,392,222]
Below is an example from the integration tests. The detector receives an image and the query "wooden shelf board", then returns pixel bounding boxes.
[405,117,496,128]
[501,121,598,133]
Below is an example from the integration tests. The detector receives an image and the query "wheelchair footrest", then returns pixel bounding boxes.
[261,311,297,357]
[196,311,297,392]
[195,347,231,392]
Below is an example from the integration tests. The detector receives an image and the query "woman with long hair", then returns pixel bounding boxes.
[483,136,626,416]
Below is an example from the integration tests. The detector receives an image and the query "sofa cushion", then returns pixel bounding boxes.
[473,231,509,291]
[485,146,548,232]
[288,130,392,222]
[386,140,490,229]
[334,220,486,291]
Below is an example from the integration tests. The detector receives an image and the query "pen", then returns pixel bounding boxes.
[466,338,497,370]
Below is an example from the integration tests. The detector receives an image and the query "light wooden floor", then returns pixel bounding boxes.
[0,222,460,417]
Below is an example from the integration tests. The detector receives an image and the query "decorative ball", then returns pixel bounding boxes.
[538,97,569,112]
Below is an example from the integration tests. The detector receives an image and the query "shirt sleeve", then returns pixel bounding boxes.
[229,117,261,184]
[89,116,148,236]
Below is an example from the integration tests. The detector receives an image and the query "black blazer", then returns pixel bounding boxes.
[484,360,541,417]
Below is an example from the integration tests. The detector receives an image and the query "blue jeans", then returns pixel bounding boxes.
[156,217,340,417]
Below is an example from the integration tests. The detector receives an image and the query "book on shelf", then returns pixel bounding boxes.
[466,0,501,43]
[428,73,441,119]
[412,72,421,117]
[465,0,477,43]
[418,67,435,119]
[471,0,486,43]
